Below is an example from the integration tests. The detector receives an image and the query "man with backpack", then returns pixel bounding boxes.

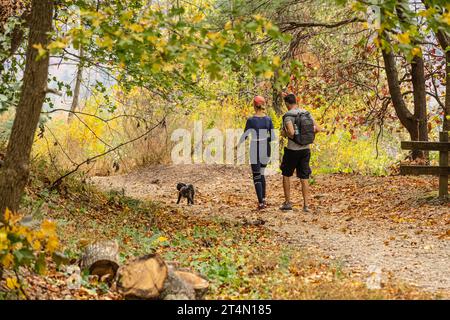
[280,93,321,212]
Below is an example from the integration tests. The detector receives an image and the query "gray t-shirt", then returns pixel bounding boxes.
[283,108,311,151]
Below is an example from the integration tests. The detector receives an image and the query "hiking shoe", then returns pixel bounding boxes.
[280,202,293,211]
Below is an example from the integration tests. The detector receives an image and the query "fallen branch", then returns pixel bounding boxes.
[50,116,166,189]
[279,17,363,32]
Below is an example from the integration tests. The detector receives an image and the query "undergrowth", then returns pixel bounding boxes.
[2,161,442,300]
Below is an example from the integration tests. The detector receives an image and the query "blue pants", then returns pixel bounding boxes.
[250,140,270,204]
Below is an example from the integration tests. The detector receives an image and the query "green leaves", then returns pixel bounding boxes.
[52,1,291,98]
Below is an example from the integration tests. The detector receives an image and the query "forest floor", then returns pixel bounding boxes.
[91,164,450,296]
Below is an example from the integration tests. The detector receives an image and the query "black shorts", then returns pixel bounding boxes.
[280,147,312,179]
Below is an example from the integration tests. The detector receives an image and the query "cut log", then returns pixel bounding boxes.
[80,240,119,280]
[116,254,168,299]
[175,270,209,299]
[160,267,196,300]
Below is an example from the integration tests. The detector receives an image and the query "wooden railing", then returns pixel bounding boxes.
[400,131,449,198]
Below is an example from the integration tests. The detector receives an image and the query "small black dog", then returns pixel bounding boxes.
[176,183,195,205]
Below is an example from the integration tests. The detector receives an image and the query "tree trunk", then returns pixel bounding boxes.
[435,31,450,132]
[0,0,53,219]
[411,55,428,158]
[422,0,449,131]
[381,47,418,141]
[271,69,284,115]
[272,88,283,115]
[68,46,84,122]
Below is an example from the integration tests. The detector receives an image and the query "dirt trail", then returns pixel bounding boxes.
[90,164,450,295]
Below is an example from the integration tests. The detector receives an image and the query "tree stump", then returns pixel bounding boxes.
[160,267,196,300]
[174,270,209,299]
[116,253,168,299]
[80,240,120,281]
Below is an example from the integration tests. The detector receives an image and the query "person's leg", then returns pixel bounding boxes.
[300,179,310,207]
[261,141,270,202]
[251,163,264,205]
[296,149,312,211]
[261,165,266,201]
[283,175,291,203]
[280,148,295,210]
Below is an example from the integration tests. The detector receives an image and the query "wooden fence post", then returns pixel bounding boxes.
[439,131,449,198]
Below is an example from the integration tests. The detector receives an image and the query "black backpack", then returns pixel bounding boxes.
[284,110,315,146]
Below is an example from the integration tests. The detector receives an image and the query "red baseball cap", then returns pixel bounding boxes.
[253,95,266,106]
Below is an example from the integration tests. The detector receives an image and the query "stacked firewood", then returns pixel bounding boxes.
[79,240,209,300]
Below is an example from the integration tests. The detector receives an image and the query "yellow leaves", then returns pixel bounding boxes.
[3,209,21,225]
[350,1,364,12]
[140,51,150,65]
[46,235,59,253]
[96,36,114,50]
[151,62,162,72]
[157,236,168,242]
[252,14,263,22]
[31,240,41,251]
[132,34,144,43]
[41,220,56,237]
[1,253,13,268]
[411,47,422,57]
[206,31,220,41]
[81,9,106,25]
[155,38,168,53]
[390,216,415,224]
[373,36,381,48]
[396,32,410,45]
[120,10,134,23]
[0,230,8,251]
[127,23,145,33]
[224,21,233,31]
[6,277,19,290]
[264,20,274,31]
[47,38,69,52]
[0,229,6,242]
[4,208,11,221]
[418,7,436,18]
[192,13,205,23]
[272,56,281,67]
[1,215,59,272]
[207,32,227,48]
[263,70,274,79]
[162,64,175,72]
[146,35,158,42]
[442,11,450,25]
[32,43,47,60]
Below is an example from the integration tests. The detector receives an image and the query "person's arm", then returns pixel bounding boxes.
[313,119,322,133]
[285,120,295,139]
[238,118,250,145]
[268,118,276,142]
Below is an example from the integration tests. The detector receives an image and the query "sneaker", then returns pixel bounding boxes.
[280,202,293,211]
[257,203,266,210]
[303,206,311,213]
[263,199,269,207]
